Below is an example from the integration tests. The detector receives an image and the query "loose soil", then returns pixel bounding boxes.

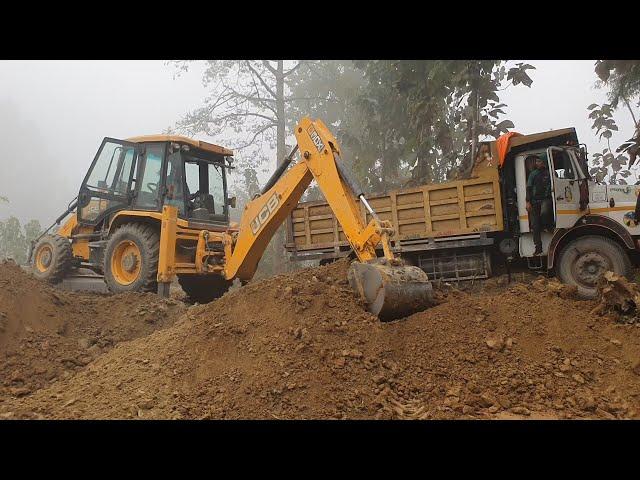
[1,258,640,420]
[0,260,186,402]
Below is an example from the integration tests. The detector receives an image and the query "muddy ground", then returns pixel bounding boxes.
[1,258,639,420]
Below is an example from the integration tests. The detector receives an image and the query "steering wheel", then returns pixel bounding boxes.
[146,182,158,194]
[188,190,200,201]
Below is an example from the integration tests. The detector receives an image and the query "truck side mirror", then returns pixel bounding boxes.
[227,196,237,209]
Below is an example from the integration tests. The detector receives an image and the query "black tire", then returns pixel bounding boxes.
[556,235,632,299]
[104,223,160,293]
[31,234,73,283]
[177,274,231,304]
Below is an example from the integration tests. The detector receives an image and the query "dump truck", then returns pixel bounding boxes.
[286,127,640,299]
[28,118,434,321]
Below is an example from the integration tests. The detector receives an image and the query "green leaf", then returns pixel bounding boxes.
[595,60,612,82]
[496,119,515,131]
[587,103,599,110]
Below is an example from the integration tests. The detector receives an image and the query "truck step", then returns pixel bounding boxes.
[526,256,546,270]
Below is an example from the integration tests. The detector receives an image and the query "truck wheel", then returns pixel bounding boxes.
[177,275,232,303]
[32,234,73,283]
[104,223,159,293]
[556,235,632,299]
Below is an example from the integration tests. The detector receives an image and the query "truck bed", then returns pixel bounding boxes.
[286,168,504,257]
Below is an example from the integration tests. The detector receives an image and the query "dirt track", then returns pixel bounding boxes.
[1,258,640,420]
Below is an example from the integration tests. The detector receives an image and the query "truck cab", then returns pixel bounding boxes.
[500,130,639,297]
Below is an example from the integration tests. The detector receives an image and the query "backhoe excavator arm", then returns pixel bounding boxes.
[223,117,395,281]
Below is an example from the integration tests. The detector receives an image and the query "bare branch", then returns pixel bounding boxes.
[622,95,639,129]
[225,82,278,115]
[236,123,278,150]
[285,96,326,102]
[229,89,276,104]
[245,61,277,99]
[283,61,306,78]
[262,60,278,75]
[216,111,277,123]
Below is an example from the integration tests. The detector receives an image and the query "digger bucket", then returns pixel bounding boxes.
[348,262,435,321]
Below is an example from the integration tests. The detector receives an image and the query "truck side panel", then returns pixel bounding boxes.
[287,169,503,253]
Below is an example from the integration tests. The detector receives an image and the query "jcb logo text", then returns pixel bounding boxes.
[250,193,279,235]
[307,125,325,153]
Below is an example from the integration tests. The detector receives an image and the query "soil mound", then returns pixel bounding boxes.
[3,259,640,420]
[0,260,186,399]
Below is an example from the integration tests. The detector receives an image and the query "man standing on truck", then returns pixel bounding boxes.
[526,155,553,255]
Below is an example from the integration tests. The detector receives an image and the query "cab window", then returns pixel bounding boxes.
[135,145,165,209]
[113,148,135,194]
[551,150,575,179]
[86,142,135,191]
[164,152,185,215]
[183,156,228,222]
[208,163,225,216]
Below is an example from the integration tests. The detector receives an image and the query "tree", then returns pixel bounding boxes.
[594,61,640,167]
[587,103,630,184]
[595,60,640,120]
[0,217,26,263]
[352,60,534,186]
[23,219,42,244]
[172,60,312,169]
[286,61,396,195]
[0,216,42,265]
[172,60,317,274]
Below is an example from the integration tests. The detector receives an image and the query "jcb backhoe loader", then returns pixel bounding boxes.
[28,117,433,320]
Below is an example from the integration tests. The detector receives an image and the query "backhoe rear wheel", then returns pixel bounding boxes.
[31,234,73,283]
[104,223,160,293]
[556,235,632,299]
[178,274,232,304]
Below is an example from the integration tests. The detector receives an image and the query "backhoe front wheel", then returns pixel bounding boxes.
[104,223,160,293]
[31,234,73,283]
[556,235,632,299]
[178,274,232,304]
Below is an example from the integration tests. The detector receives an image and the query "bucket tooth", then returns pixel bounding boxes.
[348,262,435,321]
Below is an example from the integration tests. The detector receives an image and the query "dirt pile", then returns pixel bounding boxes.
[592,271,640,323]
[0,260,186,400]
[3,259,640,420]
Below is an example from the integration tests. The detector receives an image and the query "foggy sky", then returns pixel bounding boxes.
[0,60,636,227]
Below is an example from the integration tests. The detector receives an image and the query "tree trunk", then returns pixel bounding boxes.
[622,95,639,129]
[469,66,479,179]
[274,61,286,274]
[276,61,286,168]
[470,93,478,171]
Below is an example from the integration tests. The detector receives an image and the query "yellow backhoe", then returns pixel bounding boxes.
[29,117,433,320]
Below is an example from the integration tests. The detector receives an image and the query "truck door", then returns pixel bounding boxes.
[547,147,582,229]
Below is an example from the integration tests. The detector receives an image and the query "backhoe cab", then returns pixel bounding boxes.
[77,135,234,228]
[30,118,434,321]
